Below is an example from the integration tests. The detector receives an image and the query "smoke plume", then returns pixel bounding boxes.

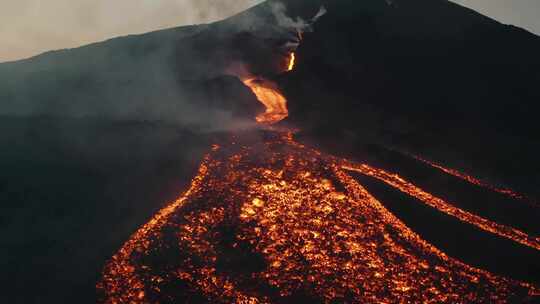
[269,2,327,36]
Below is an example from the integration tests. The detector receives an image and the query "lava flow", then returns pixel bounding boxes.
[241,77,289,124]
[408,154,537,207]
[287,53,295,72]
[239,52,295,124]
[341,162,540,251]
[97,51,539,303]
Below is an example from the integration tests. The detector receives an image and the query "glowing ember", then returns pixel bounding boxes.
[97,132,538,303]
[287,53,295,72]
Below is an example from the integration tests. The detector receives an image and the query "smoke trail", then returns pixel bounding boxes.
[269,2,327,36]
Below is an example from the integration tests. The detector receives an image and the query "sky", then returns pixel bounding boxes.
[1,0,539,63]
[451,0,540,35]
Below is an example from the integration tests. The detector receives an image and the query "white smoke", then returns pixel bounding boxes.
[269,2,327,36]
[312,6,328,23]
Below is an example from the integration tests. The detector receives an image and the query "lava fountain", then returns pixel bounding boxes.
[98,49,538,303]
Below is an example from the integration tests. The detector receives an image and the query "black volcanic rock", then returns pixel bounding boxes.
[279,0,540,196]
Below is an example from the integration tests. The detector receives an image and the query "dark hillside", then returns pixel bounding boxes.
[282,0,540,196]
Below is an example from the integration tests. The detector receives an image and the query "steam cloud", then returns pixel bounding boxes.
[269,2,327,36]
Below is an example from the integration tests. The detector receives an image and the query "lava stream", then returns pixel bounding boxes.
[241,78,288,124]
[287,53,295,71]
[341,163,540,251]
[240,52,295,125]
[408,154,537,207]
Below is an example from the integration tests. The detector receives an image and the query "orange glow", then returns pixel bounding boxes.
[287,53,295,71]
[409,154,537,207]
[342,162,540,251]
[242,77,288,124]
[238,52,295,124]
[98,133,538,303]
[98,53,539,303]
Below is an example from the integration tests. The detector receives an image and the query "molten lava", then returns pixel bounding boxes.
[98,53,539,303]
[98,132,538,303]
[287,53,295,72]
[241,78,288,124]
[238,52,295,124]
[341,163,540,251]
[409,154,537,207]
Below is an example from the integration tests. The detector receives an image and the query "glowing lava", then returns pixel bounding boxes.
[241,77,288,124]
[98,132,538,303]
[238,52,295,124]
[98,53,539,303]
[287,52,295,71]
[408,154,537,207]
[341,162,540,251]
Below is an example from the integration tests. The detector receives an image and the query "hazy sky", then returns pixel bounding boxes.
[451,0,540,34]
[1,0,264,63]
[1,0,539,63]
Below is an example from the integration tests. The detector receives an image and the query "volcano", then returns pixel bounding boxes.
[1,0,540,303]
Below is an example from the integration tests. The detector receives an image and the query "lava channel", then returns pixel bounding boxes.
[97,132,538,303]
